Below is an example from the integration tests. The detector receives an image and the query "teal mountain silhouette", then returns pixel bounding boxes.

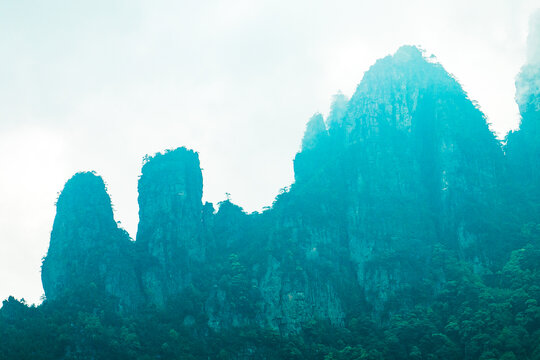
[3,45,540,359]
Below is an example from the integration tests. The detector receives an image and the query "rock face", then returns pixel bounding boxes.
[41,172,143,309]
[337,45,504,306]
[293,45,505,315]
[42,45,521,334]
[136,148,204,306]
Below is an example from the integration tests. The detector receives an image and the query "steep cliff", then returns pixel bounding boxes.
[291,45,505,314]
[41,172,143,309]
[41,46,510,335]
[136,148,205,306]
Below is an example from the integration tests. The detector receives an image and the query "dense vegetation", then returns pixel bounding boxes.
[4,230,540,359]
[2,45,540,359]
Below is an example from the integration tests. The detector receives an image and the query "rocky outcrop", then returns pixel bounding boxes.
[41,172,143,310]
[301,113,327,151]
[136,148,205,306]
[290,45,505,314]
[326,91,348,132]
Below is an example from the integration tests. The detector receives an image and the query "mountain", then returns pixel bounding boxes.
[4,45,540,359]
[136,148,205,307]
[41,172,144,310]
[294,45,506,314]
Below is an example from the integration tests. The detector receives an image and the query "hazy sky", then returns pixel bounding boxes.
[1,0,538,304]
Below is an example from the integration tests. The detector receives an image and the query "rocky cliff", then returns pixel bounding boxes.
[41,172,143,310]
[41,45,529,336]
[293,45,505,314]
[135,148,205,306]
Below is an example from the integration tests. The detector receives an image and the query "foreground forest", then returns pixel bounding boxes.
[2,45,540,359]
[4,238,540,359]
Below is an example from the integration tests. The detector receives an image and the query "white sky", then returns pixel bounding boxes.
[1,0,538,304]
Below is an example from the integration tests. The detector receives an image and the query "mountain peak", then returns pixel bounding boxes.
[301,113,327,151]
[393,45,425,62]
[51,171,116,243]
[41,171,143,307]
[57,172,110,211]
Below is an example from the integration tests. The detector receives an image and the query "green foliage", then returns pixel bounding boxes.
[6,239,540,360]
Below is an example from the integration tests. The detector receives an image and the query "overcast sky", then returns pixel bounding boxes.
[1,0,538,304]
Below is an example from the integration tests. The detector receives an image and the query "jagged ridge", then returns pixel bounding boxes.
[40,45,537,336]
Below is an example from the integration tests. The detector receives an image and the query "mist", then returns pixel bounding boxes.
[516,9,540,112]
